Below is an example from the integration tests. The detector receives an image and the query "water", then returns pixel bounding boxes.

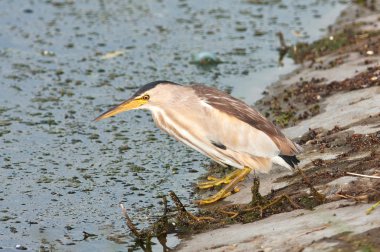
[0,0,347,250]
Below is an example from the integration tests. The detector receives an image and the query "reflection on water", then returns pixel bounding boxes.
[0,0,347,250]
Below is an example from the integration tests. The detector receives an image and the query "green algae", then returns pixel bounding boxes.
[289,29,380,63]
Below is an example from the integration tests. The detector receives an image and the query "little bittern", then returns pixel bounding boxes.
[96,81,302,205]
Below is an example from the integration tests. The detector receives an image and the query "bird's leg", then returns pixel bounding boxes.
[196,167,251,205]
[197,168,243,189]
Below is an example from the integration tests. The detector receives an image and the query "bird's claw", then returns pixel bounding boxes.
[206,176,219,181]
[196,167,251,205]
[197,169,242,189]
[197,177,232,189]
[196,189,228,205]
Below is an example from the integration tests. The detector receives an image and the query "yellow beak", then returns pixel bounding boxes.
[95,98,147,121]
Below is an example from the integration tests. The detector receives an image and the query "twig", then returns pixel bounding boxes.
[156,196,171,252]
[251,176,264,206]
[346,172,380,179]
[276,31,288,49]
[296,224,329,237]
[243,194,300,218]
[218,209,239,219]
[366,200,380,215]
[278,194,301,209]
[260,194,300,217]
[162,195,168,216]
[298,167,326,203]
[120,203,142,238]
[336,193,349,199]
[368,188,380,194]
[336,193,368,202]
[168,191,215,222]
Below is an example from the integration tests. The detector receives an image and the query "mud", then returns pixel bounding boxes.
[318,227,380,252]
[0,0,351,251]
[256,63,380,127]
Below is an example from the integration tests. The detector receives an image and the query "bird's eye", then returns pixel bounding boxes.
[142,94,150,100]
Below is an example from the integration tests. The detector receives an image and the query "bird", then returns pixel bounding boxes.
[95,80,302,205]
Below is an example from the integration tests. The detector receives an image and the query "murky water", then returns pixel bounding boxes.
[0,0,347,251]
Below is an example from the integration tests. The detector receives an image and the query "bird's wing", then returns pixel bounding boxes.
[191,84,301,156]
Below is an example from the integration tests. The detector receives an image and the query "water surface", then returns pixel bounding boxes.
[0,0,347,250]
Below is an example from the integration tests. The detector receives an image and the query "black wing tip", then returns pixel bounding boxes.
[279,154,300,169]
[211,140,227,150]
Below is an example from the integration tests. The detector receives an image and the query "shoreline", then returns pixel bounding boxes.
[178,3,380,251]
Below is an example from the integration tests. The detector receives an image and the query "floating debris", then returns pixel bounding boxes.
[190,52,222,65]
[15,244,27,250]
[100,50,125,60]
[41,50,55,57]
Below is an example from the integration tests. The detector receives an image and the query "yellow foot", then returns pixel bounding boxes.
[196,189,229,205]
[196,167,251,205]
[197,169,243,189]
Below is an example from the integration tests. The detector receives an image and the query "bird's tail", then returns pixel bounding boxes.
[271,155,300,170]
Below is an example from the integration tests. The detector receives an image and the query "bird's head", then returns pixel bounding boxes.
[95,80,180,121]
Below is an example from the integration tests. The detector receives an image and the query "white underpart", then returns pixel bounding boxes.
[149,106,244,168]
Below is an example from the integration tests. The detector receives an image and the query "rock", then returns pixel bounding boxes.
[179,201,380,252]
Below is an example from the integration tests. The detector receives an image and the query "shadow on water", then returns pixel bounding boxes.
[0,0,348,250]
